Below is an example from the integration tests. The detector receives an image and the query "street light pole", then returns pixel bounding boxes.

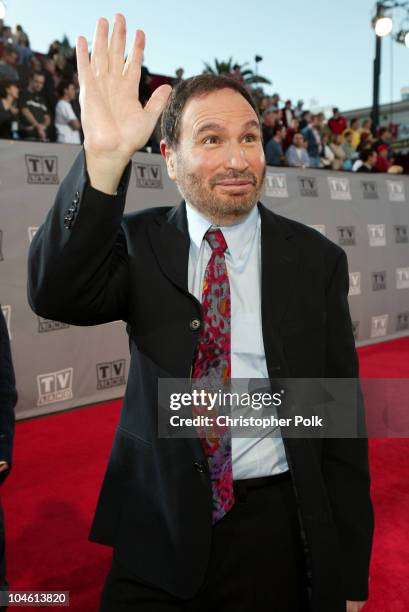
[371,2,384,135]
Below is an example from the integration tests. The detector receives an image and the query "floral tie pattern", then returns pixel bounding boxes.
[191,228,235,523]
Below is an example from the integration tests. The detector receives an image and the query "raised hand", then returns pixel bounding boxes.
[76,14,172,193]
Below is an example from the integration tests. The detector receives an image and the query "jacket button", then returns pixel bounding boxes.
[190,318,201,331]
[194,461,208,473]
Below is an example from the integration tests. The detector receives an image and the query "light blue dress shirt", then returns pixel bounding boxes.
[185,201,289,480]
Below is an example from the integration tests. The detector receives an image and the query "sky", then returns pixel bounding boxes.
[5,0,409,112]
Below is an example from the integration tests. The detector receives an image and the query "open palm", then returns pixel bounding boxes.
[76,14,171,162]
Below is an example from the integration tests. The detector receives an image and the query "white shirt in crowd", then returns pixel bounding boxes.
[55,100,81,144]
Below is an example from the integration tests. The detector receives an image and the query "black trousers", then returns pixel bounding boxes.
[100,471,310,612]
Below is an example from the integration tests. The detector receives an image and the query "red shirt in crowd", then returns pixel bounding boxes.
[328,115,347,134]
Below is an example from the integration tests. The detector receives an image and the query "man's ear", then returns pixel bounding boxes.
[160,140,176,181]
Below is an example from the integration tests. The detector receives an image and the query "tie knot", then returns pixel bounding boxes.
[205,228,227,254]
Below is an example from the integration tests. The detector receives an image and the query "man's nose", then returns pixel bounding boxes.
[223,142,250,171]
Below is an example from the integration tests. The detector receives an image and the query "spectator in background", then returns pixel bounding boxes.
[42,57,58,116]
[359,118,372,143]
[328,107,347,135]
[344,117,360,150]
[0,25,14,46]
[283,117,299,150]
[316,112,325,137]
[269,92,280,110]
[47,40,62,58]
[319,132,335,168]
[0,46,19,81]
[139,65,151,107]
[329,133,346,170]
[257,96,270,115]
[19,71,50,141]
[341,130,358,170]
[282,99,294,128]
[0,78,19,139]
[265,122,286,166]
[0,307,17,604]
[285,132,310,167]
[173,67,184,86]
[375,144,391,173]
[54,80,81,144]
[14,24,30,48]
[261,105,279,145]
[298,109,311,131]
[301,114,321,167]
[293,99,304,119]
[373,126,392,152]
[354,149,378,173]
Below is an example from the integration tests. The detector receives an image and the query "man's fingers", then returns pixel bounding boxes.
[108,13,126,75]
[144,84,172,119]
[76,36,90,83]
[90,17,109,75]
[123,29,145,86]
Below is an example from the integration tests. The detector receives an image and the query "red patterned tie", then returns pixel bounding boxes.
[192,228,235,523]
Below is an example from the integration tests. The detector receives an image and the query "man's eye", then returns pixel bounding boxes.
[243,134,257,142]
[203,136,219,144]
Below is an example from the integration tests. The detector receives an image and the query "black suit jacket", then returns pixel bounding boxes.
[27,150,374,612]
[0,307,16,483]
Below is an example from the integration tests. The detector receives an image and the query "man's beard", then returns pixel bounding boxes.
[175,160,266,223]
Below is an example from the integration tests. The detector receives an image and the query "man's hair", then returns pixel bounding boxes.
[360,149,375,162]
[272,122,285,137]
[161,74,259,147]
[350,117,359,125]
[57,79,73,97]
[0,78,18,98]
[31,71,45,81]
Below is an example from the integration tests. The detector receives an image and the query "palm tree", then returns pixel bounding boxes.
[202,58,271,86]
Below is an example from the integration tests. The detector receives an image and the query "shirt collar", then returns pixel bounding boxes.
[185,200,259,263]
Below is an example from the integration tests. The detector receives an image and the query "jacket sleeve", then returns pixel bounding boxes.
[0,308,16,480]
[27,148,133,326]
[322,249,374,601]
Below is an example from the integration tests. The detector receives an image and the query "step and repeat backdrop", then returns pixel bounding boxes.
[1,140,408,418]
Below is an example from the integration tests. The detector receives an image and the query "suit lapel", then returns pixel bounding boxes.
[258,202,298,376]
[148,201,191,295]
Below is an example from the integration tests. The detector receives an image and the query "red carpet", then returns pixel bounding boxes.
[3,337,409,611]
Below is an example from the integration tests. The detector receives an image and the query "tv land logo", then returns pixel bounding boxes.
[396,311,409,331]
[37,367,73,406]
[352,321,360,341]
[396,267,409,289]
[386,180,405,202]
[394,225,408,244]
[370,314,388,338]
[348,272,361,296]
[308,224,326,236]
[337,226,356,246]
[328,177,351,200]
[368,224,386,246]
[28,226,39,243]
[1,305,11,339]
[0,229,3,261]
[372,271,387,291]
[265,173,288,198]
[133,163,163,189]
[96,359,126,390]
[25,155,59,185]
[38,316,69,333]
[360,181,378,199]
[297,176,318,197]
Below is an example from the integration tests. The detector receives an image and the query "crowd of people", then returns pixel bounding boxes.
[255,95,400,174]
[0,21,403,173]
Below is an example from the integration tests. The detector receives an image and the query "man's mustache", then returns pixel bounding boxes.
[209,171,258,187]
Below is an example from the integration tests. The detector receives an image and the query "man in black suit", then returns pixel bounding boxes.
[27,14,373,612]
[0,308,17,607]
